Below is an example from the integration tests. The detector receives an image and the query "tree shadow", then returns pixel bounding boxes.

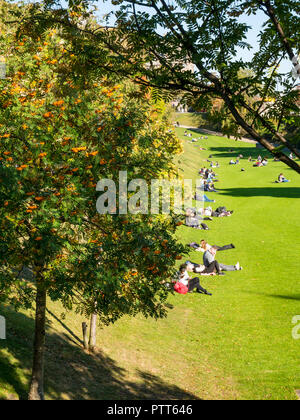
[46,309,83,347]
[267,294,300,301]
[244,292,300,302]
[0,351,28,400]
[204,146,270,159]
[0,307,199,400]
[218,187,300,199]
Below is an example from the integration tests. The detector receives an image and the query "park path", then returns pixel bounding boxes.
[177,125,258,144]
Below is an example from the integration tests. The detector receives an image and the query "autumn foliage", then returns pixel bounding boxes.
[0,7,185,398]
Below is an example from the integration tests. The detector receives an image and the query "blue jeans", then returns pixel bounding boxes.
[219,263,236,271]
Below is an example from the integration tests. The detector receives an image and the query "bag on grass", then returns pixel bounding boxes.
[174,282,188,295]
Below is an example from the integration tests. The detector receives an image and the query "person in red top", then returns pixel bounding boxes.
[176,264,212,295]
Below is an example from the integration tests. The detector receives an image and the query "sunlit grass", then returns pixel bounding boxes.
[1,129,299,400]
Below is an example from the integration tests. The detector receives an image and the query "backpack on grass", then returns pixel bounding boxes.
[174,282,188,295]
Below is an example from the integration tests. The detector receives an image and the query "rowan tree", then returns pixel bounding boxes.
[0,6,186,400]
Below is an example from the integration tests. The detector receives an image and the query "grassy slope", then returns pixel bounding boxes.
[170,112,205,128]
[0,129,299,400]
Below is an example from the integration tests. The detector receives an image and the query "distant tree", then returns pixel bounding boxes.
[19,0,300,172]
[0,4,185,400]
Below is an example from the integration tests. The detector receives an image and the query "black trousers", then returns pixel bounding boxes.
[214,244,234,251]
[204,261,221,274]
[188,277,207,293]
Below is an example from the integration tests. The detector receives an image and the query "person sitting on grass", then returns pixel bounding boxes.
[207,182,218,192]
[229,159,236,165]
[203,246,243,273]
[185,208,210,230]
[176,264,212,295]
[203,181,217,192]
[253,161,263,167]
[276,173,290,183]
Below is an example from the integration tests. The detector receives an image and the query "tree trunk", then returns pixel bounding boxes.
[28,280,47,400]
[88,313,97,353]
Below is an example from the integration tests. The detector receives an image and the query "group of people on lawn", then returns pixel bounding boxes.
[175,137,294,295]
[174,240,242,296]
[176,158,242,296]
[232,154,291,183]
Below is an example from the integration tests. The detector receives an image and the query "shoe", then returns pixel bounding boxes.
[231,244,235,249]
[235,262,240,270]
[204,290,212,296]
[239,266,243,271]
[218,272,226,276]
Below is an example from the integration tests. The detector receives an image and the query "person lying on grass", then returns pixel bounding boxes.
[186,260,229,277]
[194,193,216,203]
[176,264,212,295]
[193,205,233,218]
[203,246,243,273]
[276,173,290,183]
[189,240,235,253]
[185,260,219,276]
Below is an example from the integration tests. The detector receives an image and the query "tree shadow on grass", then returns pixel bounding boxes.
[0,351,28,400]
[268,294,300,302]
[0,307,199,400]
[245,292,300,302]
[205,146,271,159]
[46,308,83,347]
[217,187,300,199]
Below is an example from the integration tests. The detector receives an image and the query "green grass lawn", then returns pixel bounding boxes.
[1,129,299,400]
[170,112,206,128]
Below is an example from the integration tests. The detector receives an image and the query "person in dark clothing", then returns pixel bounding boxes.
[188,241,235,253]
[187,260,224,276]
[176,264,212,295]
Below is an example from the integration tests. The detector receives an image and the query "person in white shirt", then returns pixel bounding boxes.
[176,265,212,295]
